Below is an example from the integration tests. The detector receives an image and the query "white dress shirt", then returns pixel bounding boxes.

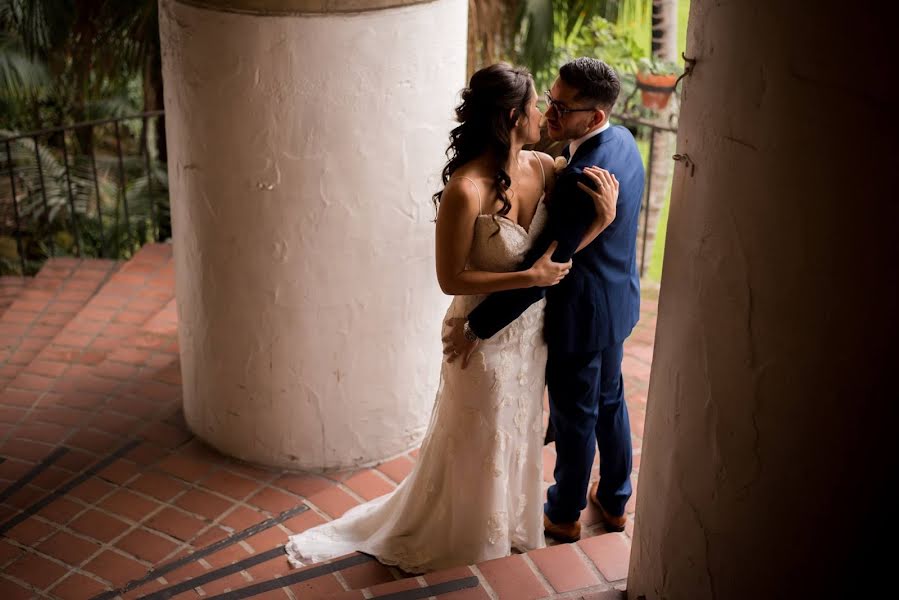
[567,120,611,159]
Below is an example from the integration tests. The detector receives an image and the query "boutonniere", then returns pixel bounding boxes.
[553,155,568,174]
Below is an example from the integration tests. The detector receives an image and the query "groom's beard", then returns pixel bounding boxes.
[545,117,590,143]
[542,112,567,141]
[574,121,594,139]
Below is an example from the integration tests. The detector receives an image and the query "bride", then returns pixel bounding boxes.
[285,63,618,573]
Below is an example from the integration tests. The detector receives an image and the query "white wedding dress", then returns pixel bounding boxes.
[286,182,550,574]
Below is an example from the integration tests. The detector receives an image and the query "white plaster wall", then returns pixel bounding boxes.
[628,1,896,598]
[159,0,466,470]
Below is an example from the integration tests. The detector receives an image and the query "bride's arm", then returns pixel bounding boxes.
[435,178,569,296]
[535,153,617,253]
[574,166,620,252]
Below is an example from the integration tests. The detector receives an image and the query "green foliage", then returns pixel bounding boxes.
[511,1,692,118]
[514,1,653,77]
[0,29,49,102]
[526,13,652,118]
[612,0,652,57]
[637,56,681,75]
[516,1,618,76]
[564,15,647,75]
[0,1,165,274]
[0,0,157,131]
[1,123,169,275]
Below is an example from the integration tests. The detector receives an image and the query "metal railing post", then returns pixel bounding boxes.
[31,135,55,257]
[5,140,28,276]
[60,130,83,256]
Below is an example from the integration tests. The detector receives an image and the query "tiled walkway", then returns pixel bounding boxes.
[0,245,656,600]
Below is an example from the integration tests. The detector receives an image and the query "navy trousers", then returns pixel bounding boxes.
[544,342,633,522]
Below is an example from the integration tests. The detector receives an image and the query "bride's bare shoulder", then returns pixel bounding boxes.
[440,172,487,215]
[528,151,555,173]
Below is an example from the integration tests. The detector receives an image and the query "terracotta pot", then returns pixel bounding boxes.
[636,72,678,110]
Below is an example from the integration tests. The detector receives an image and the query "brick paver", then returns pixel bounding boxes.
[0,275,26,317]
[0,248,649,598]
[0,258,118,392]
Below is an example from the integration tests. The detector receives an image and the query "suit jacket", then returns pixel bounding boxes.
[467,125,645,353]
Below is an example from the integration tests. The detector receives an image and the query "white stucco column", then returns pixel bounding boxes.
[628,1,896,598]
[159,0,466,470]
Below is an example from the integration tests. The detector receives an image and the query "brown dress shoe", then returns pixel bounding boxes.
[588,481,627,532]
[543,513,581,543]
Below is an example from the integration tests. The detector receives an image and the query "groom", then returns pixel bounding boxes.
[444,57,644,541]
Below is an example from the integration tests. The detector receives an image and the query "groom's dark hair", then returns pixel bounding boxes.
[559,57,620,111]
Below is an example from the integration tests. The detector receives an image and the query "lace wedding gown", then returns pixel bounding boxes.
[285,195,549,574]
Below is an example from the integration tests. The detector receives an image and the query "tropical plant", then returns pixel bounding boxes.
[467,2,639,76]
[639,0,680,275]
[535,14,648,111]
[0,0,163,153]
[470,1,662,118]
[1,125,168,275]
[0,28,50,124]
[0,0,167,274]
[2,132,93,225]
[513,1,651,75]
[637,56,680,76]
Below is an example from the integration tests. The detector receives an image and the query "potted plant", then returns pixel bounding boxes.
[635,57,681,110]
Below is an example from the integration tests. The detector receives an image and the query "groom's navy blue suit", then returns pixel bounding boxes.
[467,125,644,520]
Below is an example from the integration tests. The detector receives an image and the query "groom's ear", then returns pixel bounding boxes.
[592,108,606,128]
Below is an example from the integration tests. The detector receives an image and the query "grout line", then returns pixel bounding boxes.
[5,533,123,594]
[333,569,353,592]
[468,565,498,600]
[0,402,195,594]
[521,552,555,595]
[0,439,141,535]
[2,250,651,600]
[0,446,68,504]
[0,572,56,599]
[113,483,259,583]
[0,262,171,451]
[370,468,401,489]
[571,540,610,587]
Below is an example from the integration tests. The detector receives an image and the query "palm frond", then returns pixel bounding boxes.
[2,131,98,224]
[6,0,74,60]
[516,0,554,73]
[85,92,139,120]
[513,1,623,78]
[0,31,49,101]
[614,0,653,56]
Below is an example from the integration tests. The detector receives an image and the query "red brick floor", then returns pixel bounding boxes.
[0,276,26,316]
[0,246,654,600]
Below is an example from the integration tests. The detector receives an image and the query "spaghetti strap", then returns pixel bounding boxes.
[456,176,485,214]
[532,150,546,192]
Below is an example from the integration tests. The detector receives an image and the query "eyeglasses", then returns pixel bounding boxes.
[543,91,596,117]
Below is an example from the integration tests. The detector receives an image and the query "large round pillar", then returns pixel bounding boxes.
[159,0,467,470]
[629,1,896,598]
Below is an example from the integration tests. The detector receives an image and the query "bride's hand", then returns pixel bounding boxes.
[579,166,619,230]
[529,241,572,287]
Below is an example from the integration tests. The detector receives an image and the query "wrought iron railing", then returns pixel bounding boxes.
[1,110,167,276]
[611,114,678,277]
[2,110,676,279]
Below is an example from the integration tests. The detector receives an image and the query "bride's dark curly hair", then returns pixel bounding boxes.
[432,63,535,218]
